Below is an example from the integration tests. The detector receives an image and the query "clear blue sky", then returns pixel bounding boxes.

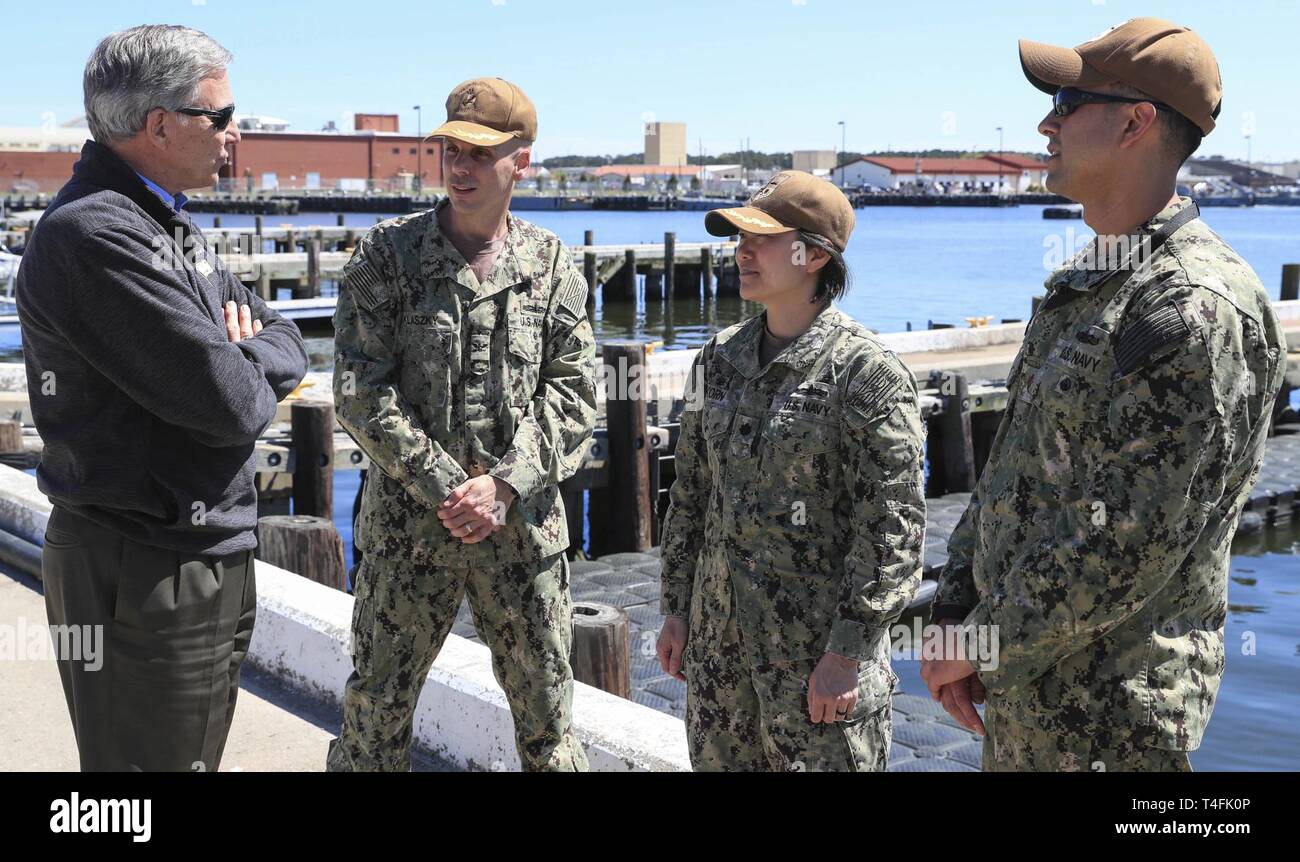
[4,0,1297,163]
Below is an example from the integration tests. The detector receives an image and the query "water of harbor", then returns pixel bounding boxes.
[5,204,1297,366]
[184,203,1300,345]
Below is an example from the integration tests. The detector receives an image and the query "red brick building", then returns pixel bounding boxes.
[221,131,444,192]
[1,150,83,194]
[3,129,444,194]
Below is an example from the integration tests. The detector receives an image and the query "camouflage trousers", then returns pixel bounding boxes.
[685,603,893,772]
[326,552,588,772]
[981,698,1192,772]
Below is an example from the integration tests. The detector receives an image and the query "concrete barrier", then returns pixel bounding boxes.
[251,559,690,771]
[0,464,50,546]
[0,464,691,772]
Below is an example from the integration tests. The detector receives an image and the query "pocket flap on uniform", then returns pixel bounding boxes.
[507,301,546,362]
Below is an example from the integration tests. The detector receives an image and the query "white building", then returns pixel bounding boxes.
[792,150,838,173]
[836,156,1030,192]
[236,115,290,132]
[1256,160,1300,180]
[0,125,89,152]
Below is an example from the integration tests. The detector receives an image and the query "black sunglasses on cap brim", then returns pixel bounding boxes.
[1052,87,1173,118]
[172,104,236,131]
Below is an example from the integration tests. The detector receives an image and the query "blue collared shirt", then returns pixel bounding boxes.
[135,172,188,211]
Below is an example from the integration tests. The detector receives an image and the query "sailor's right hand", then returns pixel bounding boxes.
[657,615,689,682]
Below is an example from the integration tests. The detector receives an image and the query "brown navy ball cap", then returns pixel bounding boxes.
[705,170,856,252]
[1019,17,1222,135]
[427,77,537,146]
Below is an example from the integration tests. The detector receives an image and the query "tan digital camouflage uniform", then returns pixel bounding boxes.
[933,197,1288,771]
[661,306,926,771]
[326,199,597,772]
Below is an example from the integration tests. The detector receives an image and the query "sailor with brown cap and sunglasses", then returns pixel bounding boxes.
[327,78,597,771]
[656,171,925,771]
[923,19,1287,771]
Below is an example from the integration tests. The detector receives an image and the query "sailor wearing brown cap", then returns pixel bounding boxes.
[923,19,1288,772]
[656,171,926,771]
[327,77,596,772]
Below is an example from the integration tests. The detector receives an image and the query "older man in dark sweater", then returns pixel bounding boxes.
[16,25,307,771]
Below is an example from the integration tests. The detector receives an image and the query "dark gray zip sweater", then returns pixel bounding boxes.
[16,140,308,555]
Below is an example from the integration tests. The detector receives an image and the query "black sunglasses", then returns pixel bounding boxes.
[173,104,236,131]
[1052,87,1172,118]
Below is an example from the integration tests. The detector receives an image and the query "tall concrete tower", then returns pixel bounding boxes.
[644,122,687,167]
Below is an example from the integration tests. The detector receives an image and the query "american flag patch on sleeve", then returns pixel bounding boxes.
[848,362,904,418]
[346,259,388,311]
[1115,301,1193,375]
[554,272,588,323]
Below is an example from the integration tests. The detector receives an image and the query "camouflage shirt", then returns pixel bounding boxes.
[933,197,1288,750]
[660,306,926,670]
[333,199,597,566]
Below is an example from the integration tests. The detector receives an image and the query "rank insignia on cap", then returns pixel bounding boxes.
[750,173,786,202]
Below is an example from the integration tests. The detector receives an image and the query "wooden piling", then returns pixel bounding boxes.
[621,248,637,302]
[256,515,346,591]
[662,232,676,298]
[212,216,222,229]
[583,229,598,308]
[700,248,713,295]
[336,213,346,227]
[298,238,320,299]
[291,401,334,519]
[570,602,631,698]
[926,371,976,496]
[1283,264,1299,302]
[602,341,652,552]
[0,420,22,458]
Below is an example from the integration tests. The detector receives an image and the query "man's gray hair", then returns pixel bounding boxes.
[83,25,232,144]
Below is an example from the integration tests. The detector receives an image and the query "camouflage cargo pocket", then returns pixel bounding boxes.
[347,560,375,675]
[837,660,896,772]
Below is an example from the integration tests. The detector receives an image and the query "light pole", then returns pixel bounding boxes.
[413,105,422,194]
[996,126,1004,194]
[838,120,845,187]
[1245,133,1253,190]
